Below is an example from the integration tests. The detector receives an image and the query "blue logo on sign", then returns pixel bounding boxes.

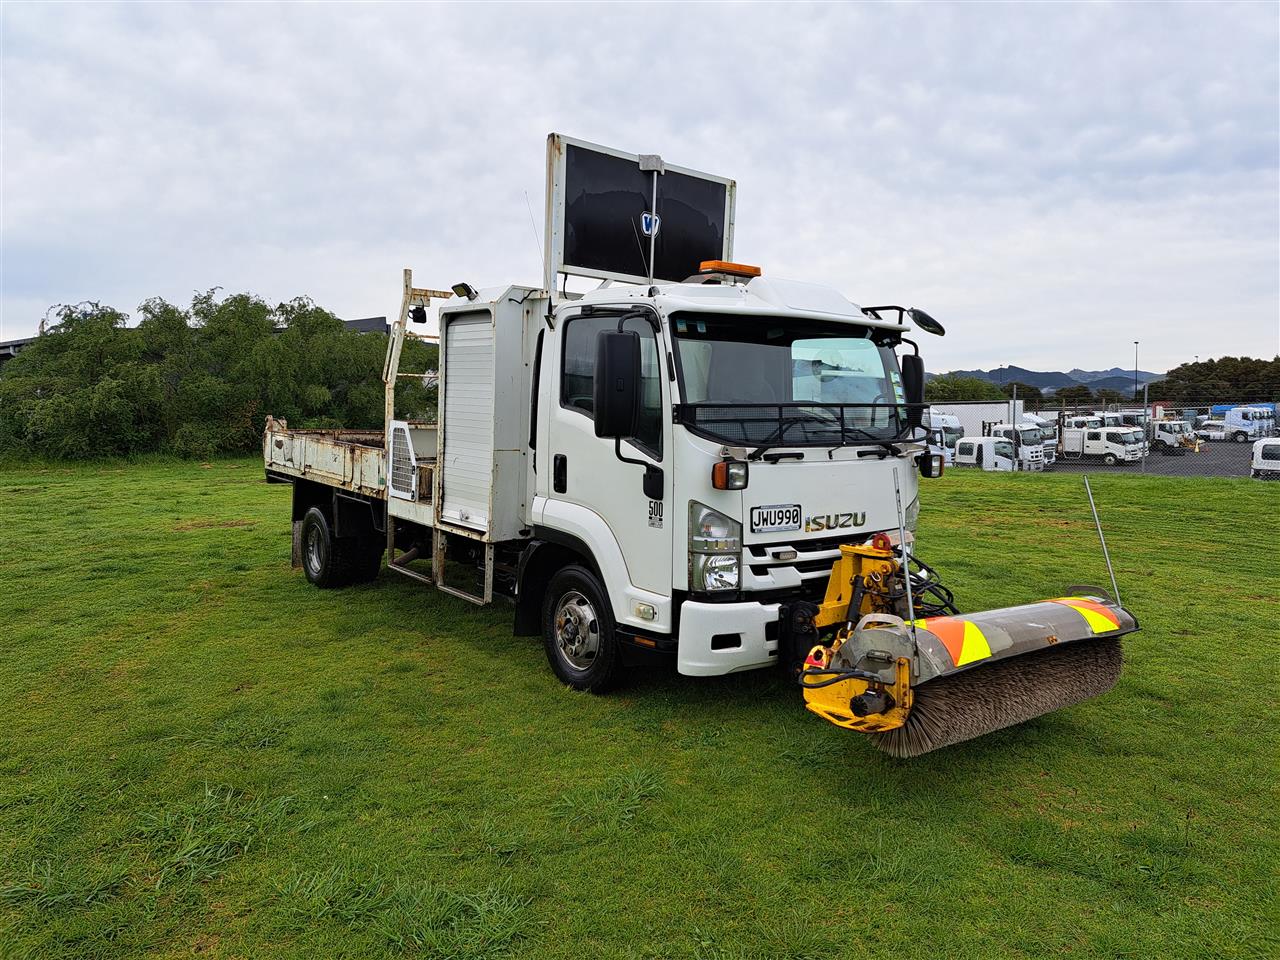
[641,212,661,237]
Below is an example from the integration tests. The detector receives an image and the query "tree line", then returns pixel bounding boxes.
[926,356,1278,406]
[0,293,435,460]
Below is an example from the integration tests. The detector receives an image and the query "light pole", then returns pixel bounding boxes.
[1133,341,1139,401]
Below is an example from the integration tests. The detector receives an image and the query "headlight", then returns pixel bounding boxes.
[692,553,740,591]
[904,496,920,534]
[689,501,741,553]
[689,501,742,592]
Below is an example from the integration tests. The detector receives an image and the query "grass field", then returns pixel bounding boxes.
[1,458,1277,959]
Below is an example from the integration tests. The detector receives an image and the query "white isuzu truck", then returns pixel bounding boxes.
[262,135,1138,757]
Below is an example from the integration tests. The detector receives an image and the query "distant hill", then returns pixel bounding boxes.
[1068,367,1163,384]
[931,365,1164,395]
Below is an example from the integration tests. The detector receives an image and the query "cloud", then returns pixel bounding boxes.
[2,1,1276,372]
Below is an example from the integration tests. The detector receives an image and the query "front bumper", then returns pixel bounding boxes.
[677,600,781,676]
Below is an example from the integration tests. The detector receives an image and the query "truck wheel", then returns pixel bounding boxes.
[300,506,372,588]
[1233,432,1248,443]
[542,565,623,693]
[1152,439,1166,453]
[1103,453,1117,465]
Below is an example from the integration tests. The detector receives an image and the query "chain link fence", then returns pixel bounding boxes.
[928,390,1279,480]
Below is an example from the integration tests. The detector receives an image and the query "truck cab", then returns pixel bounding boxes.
[1223,407,1270,442]
[1149,418,1197,454]
[953,436,1016,471]
[984,422,1045,471]
[1020,413,1057,465]
[924,410,962,464]
[1061,427,1143,464]
[530,275,934,681]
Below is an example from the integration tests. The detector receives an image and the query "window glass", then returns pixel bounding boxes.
[1087,431,1100,441]
[561,313,662,456]
[958,442,973,457]
[1262,445,1280,462]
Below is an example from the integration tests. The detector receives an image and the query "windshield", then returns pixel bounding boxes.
[672,314,904,445]
[942,426,963,447]
[1125,430,1144,443]
[1018,427,1040,444]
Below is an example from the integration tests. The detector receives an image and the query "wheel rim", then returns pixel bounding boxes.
[554,591,600,670]
[306,525,323,573]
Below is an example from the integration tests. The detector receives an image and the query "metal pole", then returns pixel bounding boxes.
[1141,382,1148,473]
[893,467,917,639]
[647,171,658,285]
[1083,475,1121,605]
[1012,383,1018,470]
[1133,340,1139,400]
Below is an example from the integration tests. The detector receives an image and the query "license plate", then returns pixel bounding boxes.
[751,503,801,533]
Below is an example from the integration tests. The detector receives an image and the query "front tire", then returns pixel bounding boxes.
[541,565,624,693]
[1103,453,1118,465]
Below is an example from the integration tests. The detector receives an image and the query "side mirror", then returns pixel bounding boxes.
[593,330,641,439]
[409,306,427,324]
[908,308,945,336]
[900,353,925,431]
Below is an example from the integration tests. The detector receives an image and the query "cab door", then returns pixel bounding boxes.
[544,310,671,597]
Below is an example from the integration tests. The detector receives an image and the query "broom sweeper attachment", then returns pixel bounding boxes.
[791,537,1137,757]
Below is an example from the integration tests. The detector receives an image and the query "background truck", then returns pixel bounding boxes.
[1060,427,1143,464]
[1020,412,1058,465]
[982,422,1045,470]
[1222,407,1272,441]
[263,133,1136,757]
[923,409,962,464]
[1148,418,1199,454]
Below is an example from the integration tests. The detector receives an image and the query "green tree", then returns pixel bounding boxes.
[925,375,1006,401]
[1054,384,1095,404]
[1001,381,1042,401]
[0,291,426,460]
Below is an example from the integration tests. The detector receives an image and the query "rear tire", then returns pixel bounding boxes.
[541,565,624,693]
[300,506,381,588]
[1233,432,1248,443]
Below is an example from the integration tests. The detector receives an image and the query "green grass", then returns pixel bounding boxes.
[1,458,1277,959]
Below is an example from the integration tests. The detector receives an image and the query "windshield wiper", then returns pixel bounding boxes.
[748,422,906,461]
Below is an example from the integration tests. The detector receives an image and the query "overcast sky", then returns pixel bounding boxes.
[3,2,1277,373]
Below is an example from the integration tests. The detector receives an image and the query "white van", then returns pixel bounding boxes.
[953,436,1016,471]
[1251,439,1280,480]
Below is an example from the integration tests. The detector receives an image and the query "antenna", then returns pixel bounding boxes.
[1083,475,1121,605]
[893,467,917,640]
[629,217,649,281]
[523,190,544,278]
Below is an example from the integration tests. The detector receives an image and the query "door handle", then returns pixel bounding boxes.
[553,454,567,493]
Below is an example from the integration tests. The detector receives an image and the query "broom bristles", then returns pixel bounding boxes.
[870,638,1124,758]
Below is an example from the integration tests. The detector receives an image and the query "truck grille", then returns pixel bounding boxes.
[744,533,850,596]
